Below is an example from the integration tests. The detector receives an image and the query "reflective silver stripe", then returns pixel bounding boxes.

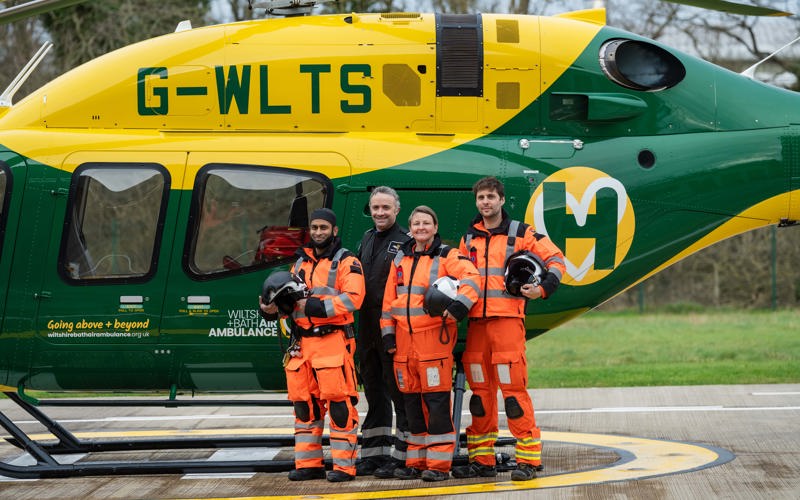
[455,293,474,308]
[397,285,427,295]
[295,420,324,430]
[549,267,563,281]
[324,298,336,317]
[293,257,303,274]
[333,458,356,468]
[338,293,356,312]
[461,278,480,295]
[464,234,472,251]
[545,255,565,267]
[391,307,426,317]
[428,254,440,285]
[391,448,407,461]
[506,220,520,261]
[295,450,324,460]
[381,325,395,336]
[393,250,405,266]
[362,426,392,438]
[295,433,322,444]
[428,432,456,444]
[331,440,356,452]
[328,248,348,288]
[407,434,427,445]
[480,267,505,277]
[293,309,307,319]
[427,450,453,462]
[311,286,339,295]
[406,449,424,459]
[397,429,411,443]
[381,310,393,320]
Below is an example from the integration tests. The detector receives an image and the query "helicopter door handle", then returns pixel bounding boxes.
[34,291,52,299]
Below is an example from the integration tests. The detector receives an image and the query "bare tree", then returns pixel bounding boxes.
[41,0,212,76]
[0,1,58,101]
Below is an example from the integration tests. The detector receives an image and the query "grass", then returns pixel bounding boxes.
[527,308,800,387]
[9,310,800,400]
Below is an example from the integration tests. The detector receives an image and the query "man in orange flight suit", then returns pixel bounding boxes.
[260,208,365,483]
[452,177,566,482]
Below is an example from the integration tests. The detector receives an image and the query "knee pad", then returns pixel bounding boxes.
[405,393,427,433]
[469,394,486,417]
[424,392,454,435]
[293,401,311,422]
[330,400,350,428]
[504,396,524,419]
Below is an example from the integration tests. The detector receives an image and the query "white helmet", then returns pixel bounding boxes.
[424,276,460,317]
[504,251,545,297]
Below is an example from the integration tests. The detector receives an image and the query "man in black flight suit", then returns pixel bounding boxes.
[356,186,411,478]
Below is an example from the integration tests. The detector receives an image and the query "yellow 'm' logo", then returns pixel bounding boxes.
[525,167,635,286]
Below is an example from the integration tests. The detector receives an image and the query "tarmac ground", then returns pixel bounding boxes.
[0,384,798,499]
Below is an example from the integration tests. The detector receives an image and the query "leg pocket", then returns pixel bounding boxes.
[418,352,453,393]
[392,355,418,393]
[491,351,527,390]
[462,351,489,390]
[311,354,347,400]
[285,356,311,401]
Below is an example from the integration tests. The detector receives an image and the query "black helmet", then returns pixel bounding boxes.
[261,271,309,315]
[424,276,460,317]
[504,251,545,297]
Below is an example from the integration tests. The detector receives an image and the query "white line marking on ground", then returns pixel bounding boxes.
[15,405,800,427]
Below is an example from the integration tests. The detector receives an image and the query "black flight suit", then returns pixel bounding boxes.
[357,222,410,469]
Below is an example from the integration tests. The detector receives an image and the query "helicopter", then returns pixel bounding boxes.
[0,0,798,478]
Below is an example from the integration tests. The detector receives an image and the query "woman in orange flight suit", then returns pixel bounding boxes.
[380,205,479,482]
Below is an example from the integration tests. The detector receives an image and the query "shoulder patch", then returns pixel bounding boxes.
[388,240,403,254]
[350,264,363,274]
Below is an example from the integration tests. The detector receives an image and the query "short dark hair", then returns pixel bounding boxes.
[472,176,504,198]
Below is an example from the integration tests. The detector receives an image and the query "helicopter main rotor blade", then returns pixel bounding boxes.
[664,0,792,16]
[0,0,88,25]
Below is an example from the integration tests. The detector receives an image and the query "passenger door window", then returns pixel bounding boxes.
[186,165,328,278]
[59,164,169,283]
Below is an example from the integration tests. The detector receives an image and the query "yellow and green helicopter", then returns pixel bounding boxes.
[0,0,796,477]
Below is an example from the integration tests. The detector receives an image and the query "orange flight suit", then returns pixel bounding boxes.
[381,235,479,473]
[284,238,365,476]
[459,212,566,468]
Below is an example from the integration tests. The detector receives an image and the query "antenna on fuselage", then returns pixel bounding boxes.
[0,40,53,107]
[741,34,800,80]
[248,0,335,17]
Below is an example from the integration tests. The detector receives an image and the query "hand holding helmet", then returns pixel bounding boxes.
[261,270,311,315]
[504,250,546,298]
[424,276,468,320]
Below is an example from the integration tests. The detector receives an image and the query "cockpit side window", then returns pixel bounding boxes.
[185,164,329,279]
[59,163,169,283]
[599,39,686,91]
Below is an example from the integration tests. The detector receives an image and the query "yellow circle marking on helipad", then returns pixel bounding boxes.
[203,430,727,499]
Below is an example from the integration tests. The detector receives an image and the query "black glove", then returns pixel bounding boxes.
[539,271,560,299]
[446,300,469,322]
[304,297,327,317]
[383,334,396,353]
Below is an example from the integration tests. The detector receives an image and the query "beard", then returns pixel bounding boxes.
[311,234,334,249]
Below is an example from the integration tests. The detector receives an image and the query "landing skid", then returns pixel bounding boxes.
[0,359,517,478]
